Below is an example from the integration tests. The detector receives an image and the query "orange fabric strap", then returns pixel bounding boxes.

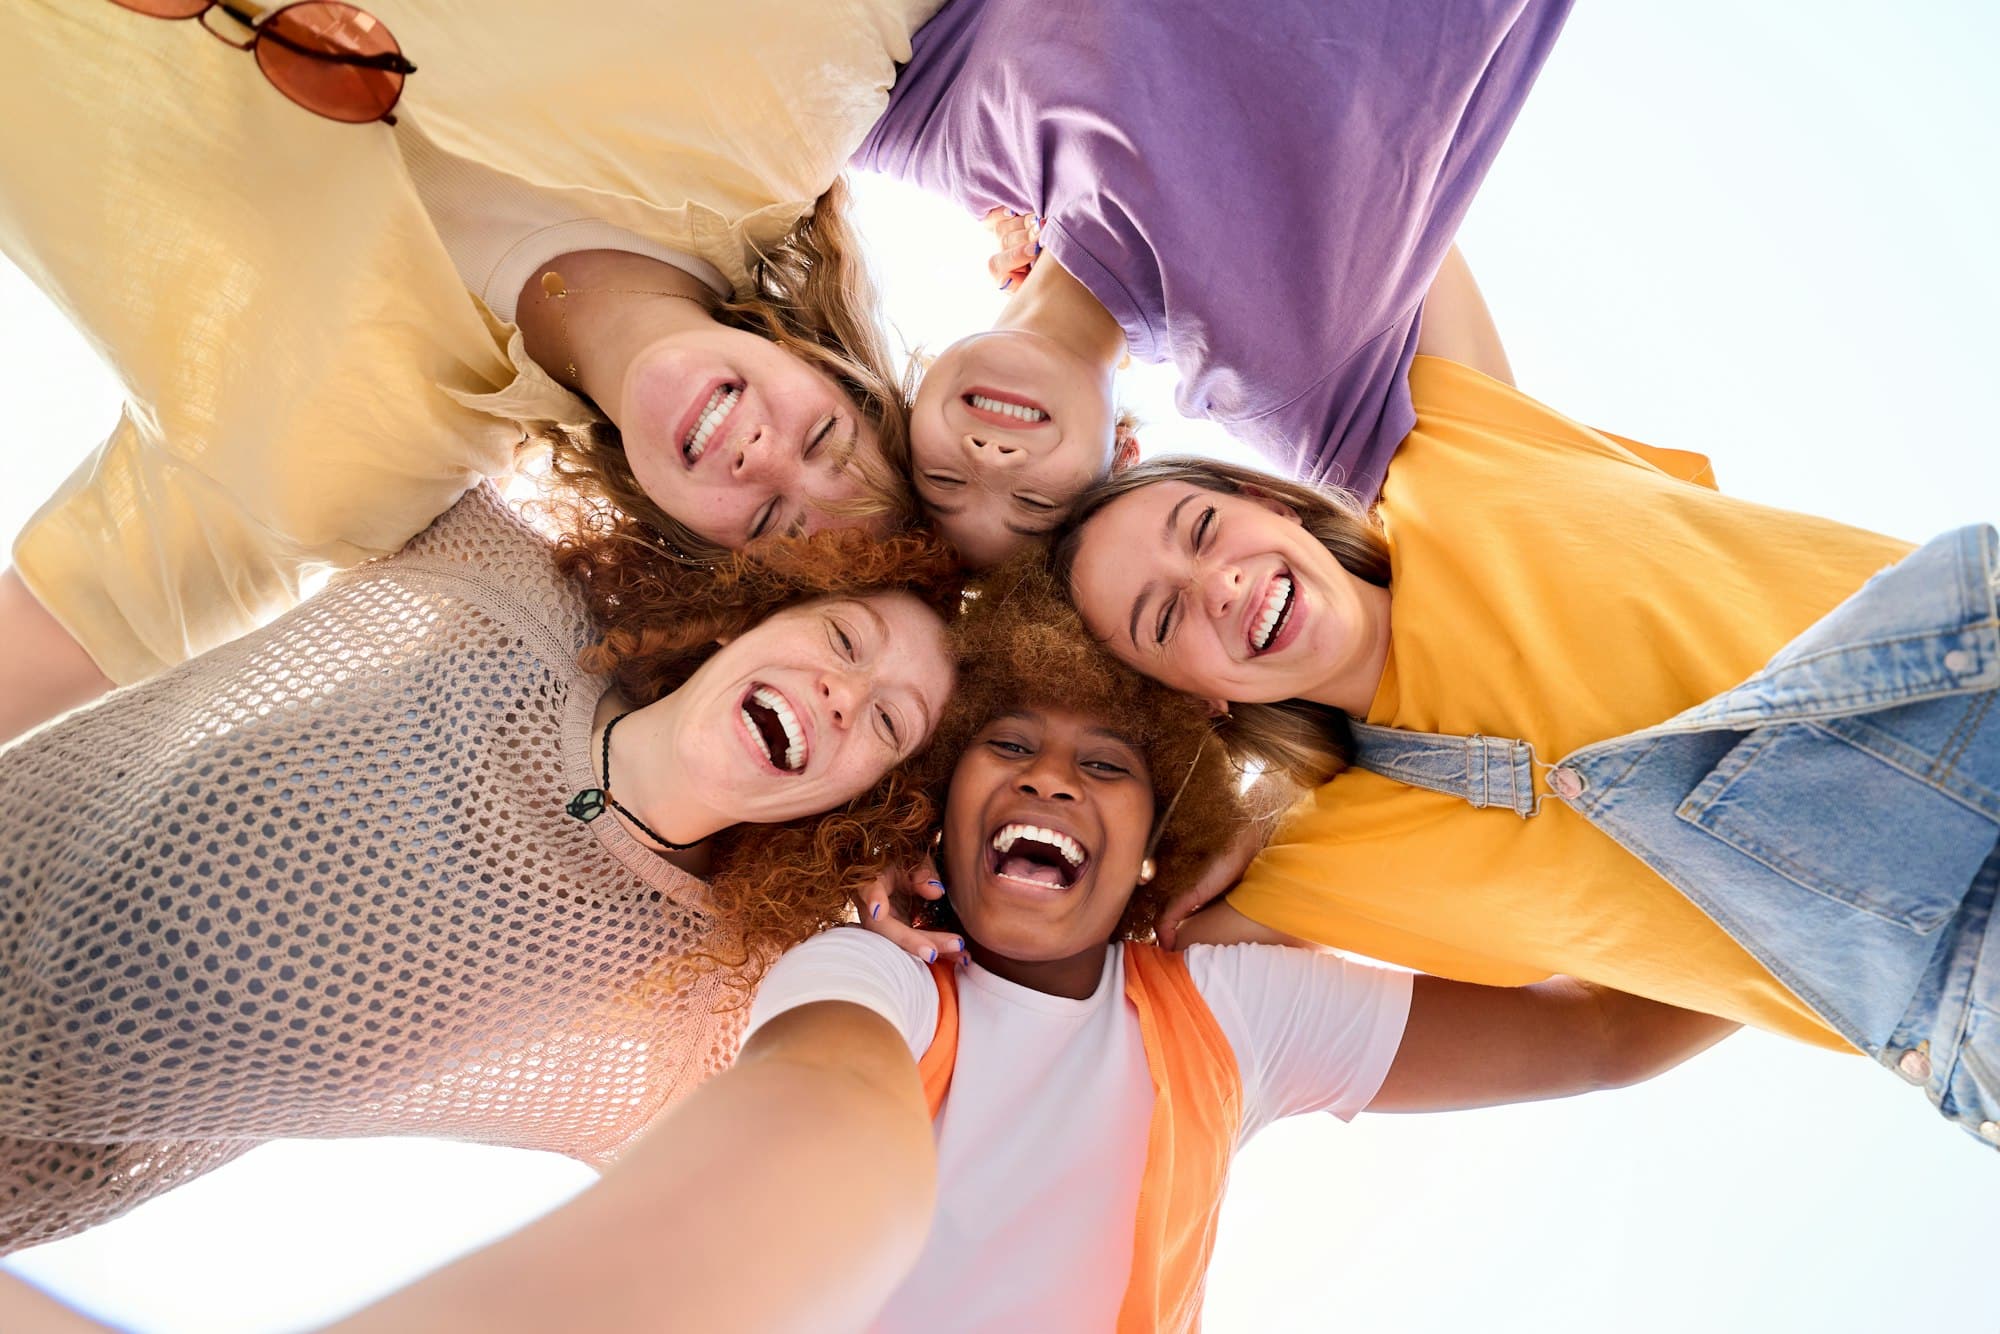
[917,948,1242,1332]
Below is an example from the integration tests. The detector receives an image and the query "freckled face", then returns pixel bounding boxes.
[911,330,1117,568]
[940,709,1154,961]
[663,593,955,826]
[1066,481,1374,704]
[620,325,891,549]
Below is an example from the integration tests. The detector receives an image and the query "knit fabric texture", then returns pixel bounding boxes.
[0,486,741,1250]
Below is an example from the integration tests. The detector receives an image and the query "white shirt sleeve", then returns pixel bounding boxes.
[744,926,941,1061]
[1184,943,1413,1138]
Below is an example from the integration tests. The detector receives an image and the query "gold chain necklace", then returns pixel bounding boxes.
[536,269,714,391]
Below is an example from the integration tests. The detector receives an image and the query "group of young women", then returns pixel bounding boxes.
[0,0,1993,1329]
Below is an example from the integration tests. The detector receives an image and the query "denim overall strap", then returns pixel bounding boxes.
[1345,721,1539,817]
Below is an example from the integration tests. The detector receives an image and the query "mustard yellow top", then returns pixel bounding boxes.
[1229,357,1914,1051]
[0,0,939,683]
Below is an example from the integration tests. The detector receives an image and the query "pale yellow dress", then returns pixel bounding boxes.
[0,0,940,683]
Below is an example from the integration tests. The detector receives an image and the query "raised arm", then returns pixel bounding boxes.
[0,568,114,747]
[1368,975,1739,1113]
[328,999,936,1334]
[1413,244,1515,386]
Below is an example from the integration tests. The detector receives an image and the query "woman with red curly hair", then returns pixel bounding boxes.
[92,563,1729,1333]
[0,485,958,1252]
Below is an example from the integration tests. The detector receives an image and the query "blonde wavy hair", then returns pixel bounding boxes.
[545,178,918,566]
[1050,455,1391,788]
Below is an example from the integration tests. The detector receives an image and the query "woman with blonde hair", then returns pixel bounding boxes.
[0,0,945,744]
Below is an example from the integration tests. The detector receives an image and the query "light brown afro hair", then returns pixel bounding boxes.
[902,555,1252,941]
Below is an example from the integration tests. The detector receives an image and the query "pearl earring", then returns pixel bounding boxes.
[1137,858,1156,885]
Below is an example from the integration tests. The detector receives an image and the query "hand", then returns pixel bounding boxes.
[852,853,970,965]
[1155,819,1271,950]
[983,208,1043,291]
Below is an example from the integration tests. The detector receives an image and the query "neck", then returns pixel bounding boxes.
[994,252,1127,376]
[514,248,717,414]
[593,689,725,875]
[970,939,1112,1000]
[1302,578,1394,717]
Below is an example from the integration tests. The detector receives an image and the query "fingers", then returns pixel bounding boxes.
[981,211,1043,291]
[852,860,965,962]
[1154,885,1212,952]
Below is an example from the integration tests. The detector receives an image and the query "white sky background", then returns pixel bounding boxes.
[4,3,2000,1331]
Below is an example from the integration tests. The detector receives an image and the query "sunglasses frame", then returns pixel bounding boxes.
[116,0,416,125]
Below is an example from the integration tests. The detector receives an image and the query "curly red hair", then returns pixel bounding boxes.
[555,520,964,991]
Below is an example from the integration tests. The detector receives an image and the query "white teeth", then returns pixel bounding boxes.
[968,393,1048,423]
[743,685,805,771]
[1250,576,1293,651]
[684,385,740,462]
[988,823,1085,866]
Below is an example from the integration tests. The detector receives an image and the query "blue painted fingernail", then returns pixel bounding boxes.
[927,879,944,891]
[872,903,882,920]
[956,938,966,953]
[928,948,938,963]
[1033,241,1043,256]
[999,279,1013,291]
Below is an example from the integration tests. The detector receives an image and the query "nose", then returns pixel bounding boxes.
[731,425,793,483]
[1014,752,1081,803]
[962,432,1022,466]
[1198,560,1244,621]
[817,667,868,729]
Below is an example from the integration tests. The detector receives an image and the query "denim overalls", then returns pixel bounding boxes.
[1349,525,2000,1147]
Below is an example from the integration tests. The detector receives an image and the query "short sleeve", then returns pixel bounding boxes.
[745,927,940,1061]
[1185,944,1413,1135]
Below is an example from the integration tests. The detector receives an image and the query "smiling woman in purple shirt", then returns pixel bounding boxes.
[854,0,1572,564]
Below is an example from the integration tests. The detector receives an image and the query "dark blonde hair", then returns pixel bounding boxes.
[547,178,918,566]
[1049,455,1392,788]
[901,557,1250,940]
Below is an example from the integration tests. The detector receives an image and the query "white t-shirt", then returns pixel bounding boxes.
[397,121,732,325]
[744,930,1413,1334]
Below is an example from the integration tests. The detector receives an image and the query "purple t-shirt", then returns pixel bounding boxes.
[854,0,1572,501]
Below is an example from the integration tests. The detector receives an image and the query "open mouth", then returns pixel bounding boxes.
[962,389,1051,427]
[740,683,807,773]
[987,821,1090,891]
[684,382,742,465]
[1248,572,1296,654]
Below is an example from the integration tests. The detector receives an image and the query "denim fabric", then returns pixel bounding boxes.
[1348,525,2000,1146]
[1344,724,1538,816]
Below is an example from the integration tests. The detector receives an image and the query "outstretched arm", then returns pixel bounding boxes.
[1369,975,1738,1113]
[1414,244,1515,386]
[0,569,114,747]
[328,1000,936,1334]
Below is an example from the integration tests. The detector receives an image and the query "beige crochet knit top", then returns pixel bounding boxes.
[0,487,742,1250]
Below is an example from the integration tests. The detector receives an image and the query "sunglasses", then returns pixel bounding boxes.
[110,0,415,125]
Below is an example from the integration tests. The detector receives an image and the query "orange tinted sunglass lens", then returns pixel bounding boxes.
[108,0,214,16]
[253,2,405,124]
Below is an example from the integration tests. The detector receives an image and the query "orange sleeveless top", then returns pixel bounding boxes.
[917,945,1243,1332]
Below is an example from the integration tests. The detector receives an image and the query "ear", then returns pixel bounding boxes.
[1110,430,1141,472]
[1202,697,1231,719]
[714,633,734,647]
[1234,483,1302,525]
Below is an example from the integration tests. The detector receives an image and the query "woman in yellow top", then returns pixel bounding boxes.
[0,0,945,743]
[1054,351,2000,1147]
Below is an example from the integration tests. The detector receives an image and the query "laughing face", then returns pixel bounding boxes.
[910,330,1123,567]
[940,708,1155,966]
[620,324,892,549]
[1065,480,1382,706]
[670,592,956,826]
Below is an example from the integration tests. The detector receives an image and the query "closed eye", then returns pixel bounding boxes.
[1014,493,1058,512]
[1192,505,1215,550]
[749,498,779,541]
[923,471,967,489]
[805,415,837,460]
[1154,592,1180,647]
[878,705,901,748]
